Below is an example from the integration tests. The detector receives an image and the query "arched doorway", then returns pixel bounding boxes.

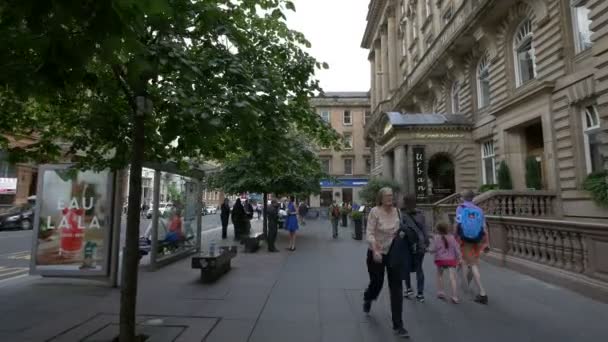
[427,153,456,201]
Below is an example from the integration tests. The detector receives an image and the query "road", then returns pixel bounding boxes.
[0,213,225,283]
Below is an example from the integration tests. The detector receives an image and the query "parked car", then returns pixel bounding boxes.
[146,202,173,219]
[205,206,217,215]
[0,203,34,230]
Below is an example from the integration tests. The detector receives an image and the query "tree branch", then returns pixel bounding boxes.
[111,64,137,111]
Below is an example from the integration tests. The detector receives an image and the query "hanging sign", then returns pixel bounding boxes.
[413,147,427,200]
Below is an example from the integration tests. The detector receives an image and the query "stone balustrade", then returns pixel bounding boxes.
[474,190,558,217]
[485,216,608,300]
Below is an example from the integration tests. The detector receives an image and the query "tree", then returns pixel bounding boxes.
[0,1,335,340]
[497,161,513,190]
[211,133,334,235]
[359,178,402,207]
[525,156,542,190]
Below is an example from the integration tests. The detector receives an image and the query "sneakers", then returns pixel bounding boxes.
[403,288,414,298]
[415,294,425,303]
[363,300,371,314]
[394,327,410,338]
[474,294,489,305]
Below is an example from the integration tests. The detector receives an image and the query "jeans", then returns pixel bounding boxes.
[363,249,403,329]
[404,253,425,294]
[331,219,339,237]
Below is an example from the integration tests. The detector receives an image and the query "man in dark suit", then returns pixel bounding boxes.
[266,199,280,252]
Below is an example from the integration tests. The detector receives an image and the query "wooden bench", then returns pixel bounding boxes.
[242,231,264,253]
[191,246,238,283]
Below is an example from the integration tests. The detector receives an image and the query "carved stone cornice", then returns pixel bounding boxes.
[361,0,388,48]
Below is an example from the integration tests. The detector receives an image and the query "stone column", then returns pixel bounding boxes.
[393,145,406,191]
[405,145,415,195]
[387,15,398,93]
[381,28,390,101]
[370,57,376,109]
[383,151,394,180]
[374,43,382,106]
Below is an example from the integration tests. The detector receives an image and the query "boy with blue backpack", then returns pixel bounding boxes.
[455,190,489,305]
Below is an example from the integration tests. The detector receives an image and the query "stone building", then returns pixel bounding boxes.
[309,92,372,207]
[363,0,608,222]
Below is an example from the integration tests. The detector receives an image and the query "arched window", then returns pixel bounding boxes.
[513,18,537,86]
[451,81,460,113]
[582,106,601,173]
[477,54,491,108]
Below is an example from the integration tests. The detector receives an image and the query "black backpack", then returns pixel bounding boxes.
[399,211,424,254]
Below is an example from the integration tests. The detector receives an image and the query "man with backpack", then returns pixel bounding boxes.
[455,190,489,305]
[329,200,341,238]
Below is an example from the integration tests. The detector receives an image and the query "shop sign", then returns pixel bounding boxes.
[413,147,427,200]
[413,133,465,139]
[31,166,113,276]
[0,177,17,194]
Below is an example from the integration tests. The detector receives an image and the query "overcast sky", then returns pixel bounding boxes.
[286,0,370,92]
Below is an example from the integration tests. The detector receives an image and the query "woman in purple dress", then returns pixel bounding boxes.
[285,196,299,251]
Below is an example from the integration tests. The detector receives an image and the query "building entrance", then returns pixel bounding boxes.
[427,153,455,202]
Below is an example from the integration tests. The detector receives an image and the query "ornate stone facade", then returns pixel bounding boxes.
[363,0,608,222]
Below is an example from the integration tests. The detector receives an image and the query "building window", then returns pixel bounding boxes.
[481,141,496,185]
[572,2,593,53]
[343,110,352,125]
[477,54,491,108]
[365,157,372,174]
[320,110,330,123]
[364,110,371,124]
[514,18,537,87]
[343,133,353,149]
[344,158,353,176]
[582,106,602,174]
[321,158,331,174]
[451,81,460,113]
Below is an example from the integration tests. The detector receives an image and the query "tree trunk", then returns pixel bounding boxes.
[119,100,146,342]
[262,192,268,238]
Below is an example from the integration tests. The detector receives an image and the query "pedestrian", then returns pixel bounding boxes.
[266,199,280,252]
[429,222,461,303]
[400,194,430,302]
[329,200,341,238]
[220,198,230,239]
[298,201,308,226]
[256,203,262,220]
[231,199,245,241]
[455,190,489,304]
[363,187,409,338]
[341,202,349,227]
[244,199,254,235]
[285,196,299,251]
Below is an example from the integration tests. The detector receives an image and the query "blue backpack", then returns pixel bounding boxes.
[458,206,485,243]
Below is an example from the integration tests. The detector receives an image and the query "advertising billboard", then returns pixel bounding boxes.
[31,165,113,276]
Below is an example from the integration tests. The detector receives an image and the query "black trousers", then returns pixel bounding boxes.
[221,216,229,239]
[267,222,278,250]
[363,249,403,329]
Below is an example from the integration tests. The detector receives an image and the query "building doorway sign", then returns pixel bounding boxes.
[413,147,427,200]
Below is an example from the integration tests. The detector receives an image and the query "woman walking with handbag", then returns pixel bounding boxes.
[362,187,409,338]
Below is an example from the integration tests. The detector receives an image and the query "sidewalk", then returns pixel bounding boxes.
[0,218,607,341]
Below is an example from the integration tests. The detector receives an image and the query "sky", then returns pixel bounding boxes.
[286,0,371,92]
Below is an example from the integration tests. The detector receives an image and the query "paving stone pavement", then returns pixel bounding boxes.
[0,218,607,341]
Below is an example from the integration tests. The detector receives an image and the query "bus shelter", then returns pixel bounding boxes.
[30,162,206,287]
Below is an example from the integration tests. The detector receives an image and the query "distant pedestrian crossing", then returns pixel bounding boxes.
[0,266,28,282]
